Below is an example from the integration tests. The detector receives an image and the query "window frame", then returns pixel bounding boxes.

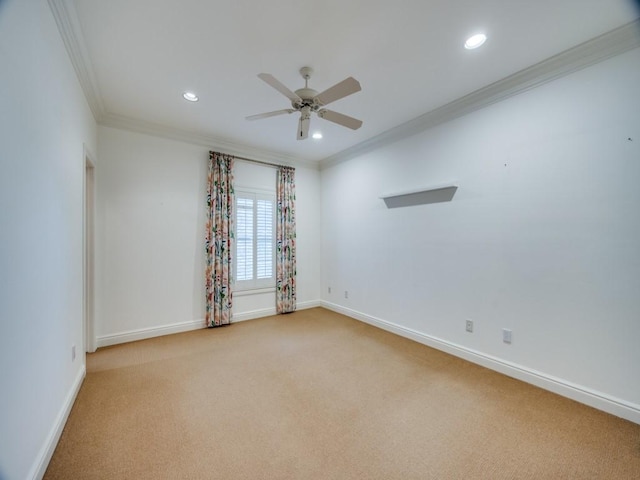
[234,188,276,292]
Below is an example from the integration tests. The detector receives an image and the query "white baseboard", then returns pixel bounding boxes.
[295,300,322,311]
[96,301,323,347]
[96,318,206,348]
[321,301,640,425]
[31,365,85,480]
[232,300,322,323]
[232,307,277,322]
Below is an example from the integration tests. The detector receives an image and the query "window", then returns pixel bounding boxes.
[235,190,276,290]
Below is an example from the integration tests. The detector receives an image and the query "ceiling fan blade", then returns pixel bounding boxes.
[317,109,363,130]
[297,115,310,140]
[258,73,302,103]
[314,77,361,106]
[246,109,295,121]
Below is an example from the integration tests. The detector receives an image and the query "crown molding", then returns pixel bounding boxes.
[320,19,640,169]
[47,0,313,168]
[48,0,105,121]
[49,0,638,170]
[100,112,317,169]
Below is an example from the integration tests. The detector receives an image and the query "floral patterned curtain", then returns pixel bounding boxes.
[205,151,234,327]
[276,166,296,314]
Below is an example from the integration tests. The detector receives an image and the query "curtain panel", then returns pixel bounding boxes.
[276,166,296,314]
[205,151,234,327]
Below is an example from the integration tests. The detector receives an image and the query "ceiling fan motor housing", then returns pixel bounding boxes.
[293,66,321,110]
[293,88,320,110]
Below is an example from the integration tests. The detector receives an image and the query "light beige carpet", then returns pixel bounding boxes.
[45,308,640,479]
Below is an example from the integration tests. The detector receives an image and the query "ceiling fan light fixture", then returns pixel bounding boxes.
[182,91,199,102]
[464,33,487,49]
[312,132,323,139]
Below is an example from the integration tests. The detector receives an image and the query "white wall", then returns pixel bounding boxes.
[95,127,207,342]
[321,48,640,421]
[95,126,321,344]
[0,0,97,478]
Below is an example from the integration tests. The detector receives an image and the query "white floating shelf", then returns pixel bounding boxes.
[380,183,458,208]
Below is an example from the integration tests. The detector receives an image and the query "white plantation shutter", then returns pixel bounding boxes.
[235,191,275,290]
[256,199,273,279]
[235,198,253,281]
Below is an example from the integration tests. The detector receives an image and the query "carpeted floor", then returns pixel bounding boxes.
[45,308,640,479]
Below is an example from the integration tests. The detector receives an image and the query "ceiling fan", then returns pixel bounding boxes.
[246,67,363,140]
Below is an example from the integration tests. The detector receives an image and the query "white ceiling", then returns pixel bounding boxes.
[70,0,639,164]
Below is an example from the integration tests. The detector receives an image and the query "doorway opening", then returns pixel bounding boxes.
[84,149,96,353]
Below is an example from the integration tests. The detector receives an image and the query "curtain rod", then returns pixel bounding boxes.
[211,150,290,170]
[235,155,284,169]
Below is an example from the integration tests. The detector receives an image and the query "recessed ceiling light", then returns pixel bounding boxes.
[183,91,199,102]
[312,132,323,139]
[464,33,487,50]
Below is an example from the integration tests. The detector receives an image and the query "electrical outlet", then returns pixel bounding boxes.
[344,290,348,299]
[503,329,512,344]
[465,319,473,333]
[72,345,76,361]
